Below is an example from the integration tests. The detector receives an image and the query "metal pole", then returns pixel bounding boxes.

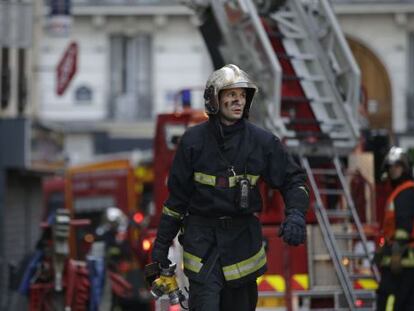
[283,243,293,311]
[0,168,6,311]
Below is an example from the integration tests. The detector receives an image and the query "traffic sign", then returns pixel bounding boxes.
[56,41,78,96]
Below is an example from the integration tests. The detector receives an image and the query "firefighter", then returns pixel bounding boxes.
[151,64,309,311]
[376,146,414,311]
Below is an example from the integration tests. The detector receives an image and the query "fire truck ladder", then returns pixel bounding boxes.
[268,0,360,153]
[301,155,380,310]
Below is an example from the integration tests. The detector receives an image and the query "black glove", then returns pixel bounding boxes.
[151,241,171,268]
[278,209,306,246]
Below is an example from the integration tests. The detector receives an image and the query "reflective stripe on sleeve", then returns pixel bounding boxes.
[222,245,267,281]
[299,186,309,197]
[183,251,203,273]
[162,206,183,220]
[381,249,414,267]
[395,229,409,240]
[385,294,395,311]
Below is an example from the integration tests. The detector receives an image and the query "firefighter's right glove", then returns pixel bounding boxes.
[278,209,306,246]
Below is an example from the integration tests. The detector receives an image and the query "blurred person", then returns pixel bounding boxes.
[94,207,150,311]
[151,64,309,311]
[376,147,414,311]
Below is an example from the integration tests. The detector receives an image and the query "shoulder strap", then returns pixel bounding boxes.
[386,180,414,205]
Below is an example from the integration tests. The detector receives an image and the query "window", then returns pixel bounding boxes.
[109,34,152,121]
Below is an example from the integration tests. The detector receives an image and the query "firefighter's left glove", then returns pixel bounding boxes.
[278,209,306,246]
[151,241,172,268]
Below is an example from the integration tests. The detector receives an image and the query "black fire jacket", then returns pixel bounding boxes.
[152,118,309,286]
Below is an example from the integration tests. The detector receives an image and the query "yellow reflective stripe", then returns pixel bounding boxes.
[183,251,203,273]
[386,294,395,311]
[162,206,183,220]
[107,247,121,256]
[299,186,309,197]
[194,172,260,188]
[381,254,414,267]
[194,172,216,186]
[247,174,259,185]
[222,246,267,281]
[395,229,409,240]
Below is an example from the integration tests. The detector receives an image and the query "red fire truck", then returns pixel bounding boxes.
[28,154,155,310]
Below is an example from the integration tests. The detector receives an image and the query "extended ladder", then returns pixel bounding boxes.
[269,0,360,152]
[301,154,379,310]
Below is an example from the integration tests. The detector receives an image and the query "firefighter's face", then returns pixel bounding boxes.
[218,88,246,125]
[388,163,404,180]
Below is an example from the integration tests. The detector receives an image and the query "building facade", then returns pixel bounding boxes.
[38,0,212,163]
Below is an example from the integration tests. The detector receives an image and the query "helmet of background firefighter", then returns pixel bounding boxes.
[381,146,413,181]
[96,206,128,236]
[203,64,258,118]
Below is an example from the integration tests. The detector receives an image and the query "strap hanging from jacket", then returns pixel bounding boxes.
[383,180,414,241]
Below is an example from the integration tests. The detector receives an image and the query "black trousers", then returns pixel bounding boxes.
[376,267,414,311]
[188,258,258,311]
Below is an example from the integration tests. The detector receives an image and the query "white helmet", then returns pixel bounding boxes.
[382,146,412,179]
[99,207,128,234]
[203,64,258,118]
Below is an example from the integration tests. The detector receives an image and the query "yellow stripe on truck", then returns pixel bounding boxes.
[293,274,309,290]
[257,275,285,292]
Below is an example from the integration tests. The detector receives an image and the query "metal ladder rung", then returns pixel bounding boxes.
[330,132,351,139]
[273,11,297,19]
[311,96,334,104]
[354,290,377,299]
[282,74,302,81]
[334,232,360,239]
[341,252,370,259]
[281,95,310,103]
[349,274,376,280]
[311,168,338,175]
[281,32,307,40]
[284,118,321,126]
[325,209,351,218]
[290,53,317,61]
[303,75,325,82]
[319,189,344,195]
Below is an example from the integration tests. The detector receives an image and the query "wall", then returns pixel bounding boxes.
[38,14,212,123]
[337,13,408,133]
